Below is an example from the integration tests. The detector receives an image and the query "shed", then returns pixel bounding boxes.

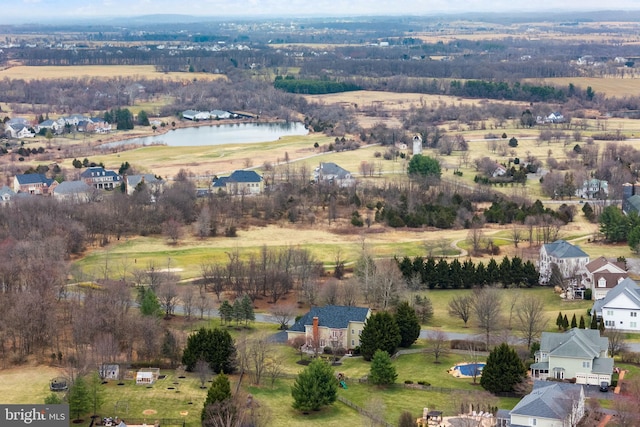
[136,368,160,385]
[99,364,120,380]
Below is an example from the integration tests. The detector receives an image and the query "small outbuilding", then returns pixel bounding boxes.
[136,368,160,385]
[99,364,120,380]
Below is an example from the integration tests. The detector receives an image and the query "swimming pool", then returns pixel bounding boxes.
[451,363,485,377]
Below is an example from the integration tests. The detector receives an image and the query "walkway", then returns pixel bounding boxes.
[597,369,627,427]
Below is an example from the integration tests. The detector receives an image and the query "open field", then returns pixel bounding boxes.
[529,77,640,98]
[0,65,225,82]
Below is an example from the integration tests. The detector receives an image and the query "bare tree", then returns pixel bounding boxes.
[322,278,339,305]
[196,358,212,388]
[181,285,195,320]
[472,288,502,348]
[157,279,179,318]
[448,294,473,327]
[515,296,548,349]
[341,279,359,306]
[424,330,449,363]
[372,258,406,310]
[269,303,296,330]
[467,225,485,256]
[195,288,212,319]
[604,328,627,357]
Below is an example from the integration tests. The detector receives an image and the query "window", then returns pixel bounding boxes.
[607,310,614,316]
[582,361,590,368]
[632,312,637,317]
[351,329,355,335]
[351,339,355,346]
[605,320,615,327]
[631,322,637,328]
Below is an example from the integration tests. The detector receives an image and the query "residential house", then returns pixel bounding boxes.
[125,174,165,196]
[575,179,608,199]
[62,114,88,126]
[492,164,507,178]
[314,162,355,187]
[545,112,565,123]
[210,109,232,119]
[5,123,35,139]
[538,240,590,286]
[80,166,122,190]
[0,185,15,204]
[496,381,585,427]
[182,110,211,121]
[52,181,95,203]
[213,170,263,195]
[622,182,640,215]
[90,117,112,134]
[35,119,62,135]
[530,328,613,385]
[287,305,371,353]
[592,277,640,332]
[581,256,628,300]
[13,173,57,195]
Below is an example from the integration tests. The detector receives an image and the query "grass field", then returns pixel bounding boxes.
[0,65,225,82]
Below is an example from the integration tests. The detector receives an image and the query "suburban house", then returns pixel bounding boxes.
[287,305,371,353]
[35,119,62,134]
[496,381,585,427]
[622,182,640,215]
[492,164,507,178]
[0,186,15,204]
[538,240,590,286]
[530,328,613,385]
[314,162,355,187]
[13,173,57,195]
[581,256,628,300]
[545,112,565,123]
[213,170,263,195]
[575,179,608,199]
[52,181,95,203]
[592,277,640,332]
[125,174,165,196]
[5,123,35,139]
[210,109,232,119]
[80,166,122,190]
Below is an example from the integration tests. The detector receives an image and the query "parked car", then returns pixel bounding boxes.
[599,382,609,392]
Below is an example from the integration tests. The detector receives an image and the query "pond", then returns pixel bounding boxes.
[101,121,308,148]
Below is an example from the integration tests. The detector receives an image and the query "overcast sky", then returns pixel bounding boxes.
[3,0,640,23]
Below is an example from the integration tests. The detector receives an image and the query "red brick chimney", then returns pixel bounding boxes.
[312,316,319,347]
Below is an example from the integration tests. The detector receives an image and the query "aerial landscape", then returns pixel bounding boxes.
[3,4,640,427]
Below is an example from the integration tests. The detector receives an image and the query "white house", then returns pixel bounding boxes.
[545,112,565,123]
[530,328,613,385]
[592,277,640,332]
[575,179,608,199]
[581,256,628,300]
[182,110,211,121]
[313,162,355,188]
[212,170,263,195]
[497,381,585,427]
[5,123,35,139]
[538,240,590,286]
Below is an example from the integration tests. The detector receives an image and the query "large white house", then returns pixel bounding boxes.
[497,381,585,427]
[538,240,589,286]
[581,256,628,300]
[592,277,640,332]
[530,328,613,386]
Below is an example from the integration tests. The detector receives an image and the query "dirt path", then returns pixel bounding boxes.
[597,370,627,427]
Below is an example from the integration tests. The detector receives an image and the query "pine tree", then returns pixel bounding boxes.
[241,295,255,325]
[139,287,161,316]
[579,315,586,329]
[201,372,231,421]
[232,299,243,325]
[395,301,421,348]
[599,319,605,333]
[291,359,337,412]
[563,314,569,330]
[68,376,91,421]
[219,300,233,325]
[571,314,577,329]
[480,343,526,393]
[414,295,434,324]
[556,312,564,330]
[369,349,397,386]
[182,328,237,374]
[359,312,402,361]
[590,315,598,329]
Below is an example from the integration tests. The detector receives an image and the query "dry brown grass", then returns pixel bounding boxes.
[0,65,225,82]
[0,364,65,404]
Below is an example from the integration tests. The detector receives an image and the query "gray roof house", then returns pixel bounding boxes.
[538,240,589,286]
[213,170,263,195]
[0,185,15,204]
[592,277,640,332]
[53,181,95,203]
[530,328,613,386]
[287,305,371,352]
[125,174,165,196]
[497,381,585,427]
[313,162,355,187]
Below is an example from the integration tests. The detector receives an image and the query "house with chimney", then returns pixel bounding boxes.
[581,256,628,300]
[286,305,371,353]
[538,239,590,286]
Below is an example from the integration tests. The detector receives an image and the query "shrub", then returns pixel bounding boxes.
[404,380,413,384]
[450,340,487,352]
[417,380,430,386]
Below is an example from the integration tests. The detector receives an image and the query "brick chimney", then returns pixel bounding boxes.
[312,316,319,348]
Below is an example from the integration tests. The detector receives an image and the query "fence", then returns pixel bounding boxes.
[337,396,394,427]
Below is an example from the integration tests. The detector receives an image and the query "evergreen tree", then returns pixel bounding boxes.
[449,258,463,289]
[68,376,91,421]
[219,300,233,325]
[182,328,237,374]
[241,295,255,325]
[599,319,605,333]
[571,314,577,329]
[137,110,150,126]
[563,314,569,330]
[590,314,598,329]
[461,259,476,289]
[369,349,397,386]
[579,315,586,329]
[139,287,161,316]
[359,312,402,361]
[87,372,105,416]
[44,393,63,404]
[232,299,243,324]
[486,258,499,285]
[395,301,421,348]
[480,343,527,393]
[499,256,511,286]
[291,359,337,412]
[556,312,564,330]
[201,372,231,421]
[413,295,434,324]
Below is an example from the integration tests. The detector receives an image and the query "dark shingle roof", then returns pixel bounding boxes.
[543,239,588,259]
[228,170,262,183]
[288,305,370,332]
[15,173,53,186]
[510,381,583,420]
